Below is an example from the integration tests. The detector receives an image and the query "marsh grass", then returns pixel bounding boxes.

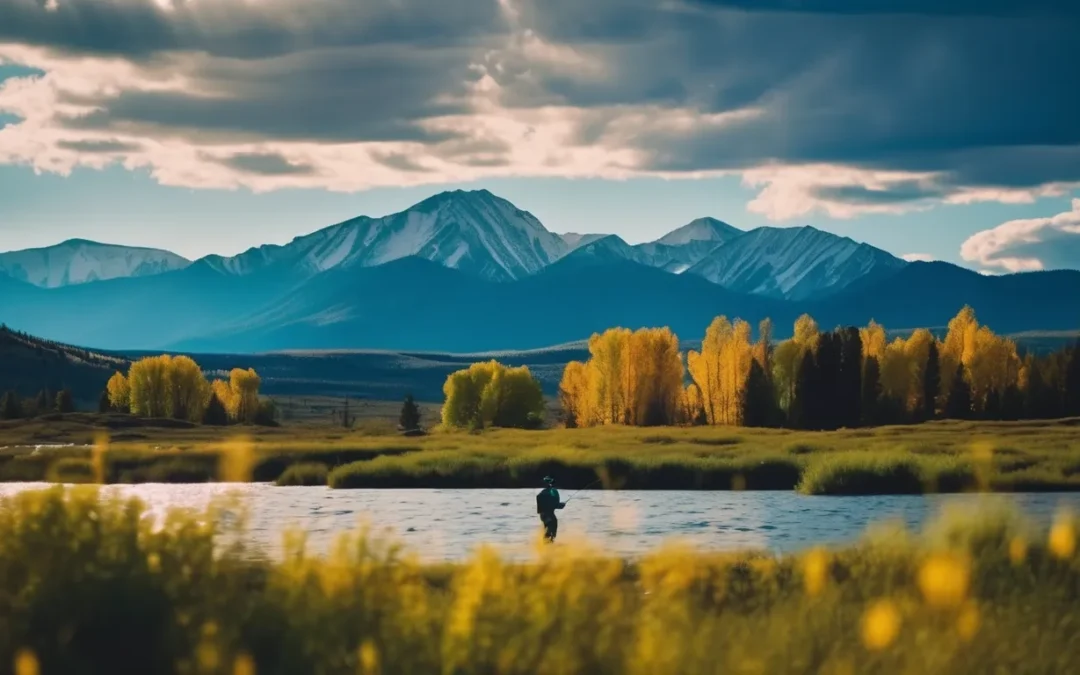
[275,462,330,487]
[3,417,1080,494]
[0,486,1078,674]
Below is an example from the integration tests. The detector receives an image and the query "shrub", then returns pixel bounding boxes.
[275,462,329,487]
[46,458,96,484]
[799,453,926,495]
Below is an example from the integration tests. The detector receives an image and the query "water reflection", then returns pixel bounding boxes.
[2,483,1078,561]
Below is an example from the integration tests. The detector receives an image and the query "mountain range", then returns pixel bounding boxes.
[2,189,1078,353]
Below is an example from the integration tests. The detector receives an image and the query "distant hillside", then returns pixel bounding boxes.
[0,325,129,405]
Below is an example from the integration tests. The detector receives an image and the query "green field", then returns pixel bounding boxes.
[3,412,1080,495]
[0,485,1077,674]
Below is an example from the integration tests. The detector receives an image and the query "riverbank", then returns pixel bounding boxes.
[3,414,1080,495]
[0,485,1077,674]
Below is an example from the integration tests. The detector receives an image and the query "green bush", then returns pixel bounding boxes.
[45,458,95,484]
[275,462,329,487]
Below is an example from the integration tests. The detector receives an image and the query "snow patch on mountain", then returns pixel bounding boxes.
[0,239,191,288]
[686,226,907,300]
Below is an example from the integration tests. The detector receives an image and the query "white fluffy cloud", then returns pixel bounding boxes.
[1,0,1078,218]
[960,199,1080,273]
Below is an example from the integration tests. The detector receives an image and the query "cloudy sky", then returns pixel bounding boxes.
[1,0,1078,272]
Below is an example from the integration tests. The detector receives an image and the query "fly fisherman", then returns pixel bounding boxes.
[536,476,566,542]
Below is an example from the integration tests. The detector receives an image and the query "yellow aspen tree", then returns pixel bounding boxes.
[633,327,683,426]
[879,337,913,407]
[211,379,238,420]
[558,361,591,427]
[128,355,172,418]
[860,320,888,362]
[940,306,981,403]
[904,328,935,411]
[230,368,262,424]
[442,360,543,429]
[680,384,705,425]
[587,329,630,425]
[166,355,211,423]
[106,371,130,412]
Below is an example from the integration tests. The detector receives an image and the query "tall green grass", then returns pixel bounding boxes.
[0,486,1077,674]
[3,419,1080,494]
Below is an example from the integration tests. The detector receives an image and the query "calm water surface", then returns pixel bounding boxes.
[2,483,1078,561]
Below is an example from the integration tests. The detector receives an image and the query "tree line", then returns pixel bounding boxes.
[559,306,1080,430]
[0,388,76,420]
[105,355,273,425]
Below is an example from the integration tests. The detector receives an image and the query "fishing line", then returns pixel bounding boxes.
[564,478,603,503]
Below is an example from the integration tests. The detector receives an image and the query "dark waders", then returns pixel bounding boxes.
[536,479,565,542]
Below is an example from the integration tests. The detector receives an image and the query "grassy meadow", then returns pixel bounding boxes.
[0,485,1077,674]
[2,410,1080,495]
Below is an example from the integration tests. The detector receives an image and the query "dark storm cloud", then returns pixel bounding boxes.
[55,139,142,153]
[498,0,1080,196]
[811,182,948,205]
[370,152,433,173]
[688,0,1080,17]
[2,0,1078,199]
[0,0,506,59]
[214,151,315,176]
[57,46,479,144]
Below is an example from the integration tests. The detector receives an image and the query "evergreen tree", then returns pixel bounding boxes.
[815,331,843,429]
[202,392,229,426]
[55,389,75,414]
[923,341,941,420]
[35,390,48,414]
[1025,359,1051,419]
[839,327,863,429]
[984,388,1002,420]
[740,360,777,427]
[861,357,882,426]
[98,389,112,413]
[1065,340,1080,417]
[791,350,822,430]
[1002,384,1025,421]
[400,393,422,432]
[945,365,972,419]
[1,391,21,420]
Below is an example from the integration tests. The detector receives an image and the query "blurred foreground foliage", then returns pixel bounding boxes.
[0,487,1078,674]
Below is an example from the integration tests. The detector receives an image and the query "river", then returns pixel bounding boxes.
[1,482,1077,561]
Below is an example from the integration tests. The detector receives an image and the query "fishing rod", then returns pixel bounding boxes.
[564,478,603,503]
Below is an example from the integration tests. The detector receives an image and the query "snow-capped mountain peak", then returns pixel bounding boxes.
[0,239,191,288]
[197,189,569,282]
[559,232,608,251]
[655,217,742,247]
[685,225,907,300]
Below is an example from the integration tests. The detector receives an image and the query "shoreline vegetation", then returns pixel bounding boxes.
[2,414,1079,495]
[2,304,1080,495]
[0,485,1077,673]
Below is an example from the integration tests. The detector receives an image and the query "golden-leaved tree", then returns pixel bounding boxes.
[772,314,819,416]
[167,356,212,423]
[229,368,263,424]
[124,356,260,424]
[443,360,545,430]
[938,306,1020,412]
[559,327,684,427]
[128,355,173,418]
[106,371,131,412]
[687,317,755,425]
